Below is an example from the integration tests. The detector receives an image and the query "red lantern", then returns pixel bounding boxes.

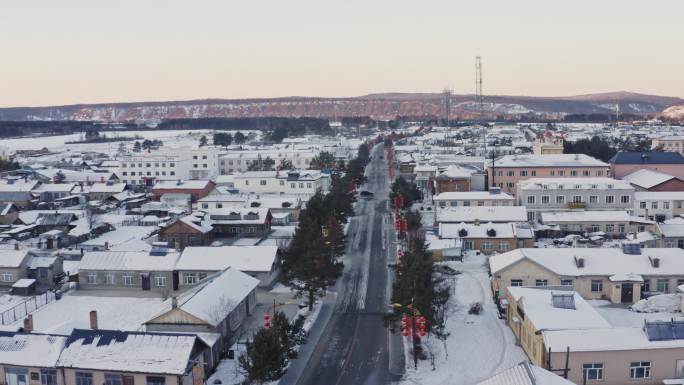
[263,314,271,329]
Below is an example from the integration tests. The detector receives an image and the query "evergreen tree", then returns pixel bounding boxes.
[239,328,288,383]
[234,131,246,144]
[198,135,208,147]
[247,157,275,171]
[271,311,306,359]
[310,151,336,169]
[390,177,422,208]
[213,132,233,146]
[278,158,294,170]
[133,141,142,152]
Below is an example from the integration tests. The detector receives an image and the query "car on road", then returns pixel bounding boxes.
[359,190,374,198]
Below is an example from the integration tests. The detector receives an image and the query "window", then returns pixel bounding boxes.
[290,183,296,188]
[573,195,582,203]
[463,201,471,207]
[203,164,207,168]
[183,272,198,285]
[591,224,600,232]
[105,374,122,385]
[556,195,565,204]
[40,369,57,385]
[170,171,175,176]
[122,172,127,176]
[583,170,590,176]
[519,170,528,177]
[507,171,514,177]
[535,279,548,287]
[531,170,536,176]
[307,183,313,188]
[620,195,630,204]
[499,241,509,251]
[260,180,267,186]
[511,279,523,287]
[558,170,565,176]
[154,163,159,167]
[583,363,604,381]
[146,163,151,167]
[122,274,133,286]
[299,183,304,188]
[201,203,209,209]
[193,155,198,160]
[162,163,166,167]
[618,224,625,233]
[527,196,536,204]
[550,170,555,176]
[596,170,604,176]
[643,279,650,292]
[216,203,223,209]
[541,195,550,204]
[279,180,285,186]
[606,224,614,233]
[589,195,598,204]
[76,372,93,385]
[640,201,647,209]
[202,155,207,160]
[651,201,658,209]
[570,170,577,176]
[664,201,670,209]
[193,164,198,168]
[87,272,96,284]
[0,271,14,282]
[146,377,166,385]
[630,361,651,379]
[155,275,167,287]
[105,272,115,285]
[657,279,669,292]
[146,172,151,176]
[482,241,494,250]
[170,162,175,167]
[606,195,615,204]
[560,279,573,287]
[591,280,603,292]
[527,212,536,221]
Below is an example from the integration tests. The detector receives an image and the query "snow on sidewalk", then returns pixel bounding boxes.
[401,252,526,385]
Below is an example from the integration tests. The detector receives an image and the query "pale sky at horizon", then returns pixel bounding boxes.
[1,0,682,107]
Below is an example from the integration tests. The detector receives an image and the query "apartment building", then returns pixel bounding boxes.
[540,210,654,237]
[232,170,329,195]
[489,154,610,194]
[651,135,684,155]
[634,191,684,221]
[610,151,684,179]
[516,177,635,221]
[433,189,515,209]
[119,147,219,185]
[219,148,318,174]
[622,169,684,192]
[490,247,684,303]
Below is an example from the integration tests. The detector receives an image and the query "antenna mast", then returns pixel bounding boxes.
[442,87,452,128]
[476,55,486,157]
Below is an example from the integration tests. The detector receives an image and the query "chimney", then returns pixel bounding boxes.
[649,256,660,268]
[474,218,480,226]
[13,243,19,251]
[23,315,33,333]
[89,310,98,330]
[171,297,178,309]
[574,256,585,268]
[104,242,109,250]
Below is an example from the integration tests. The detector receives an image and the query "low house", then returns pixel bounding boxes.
[27,256,64,287]
[145,268,259,369]
[0,332,67,385]
[540,210,655,237]
[77,246,180,292]
[0,203,19,225]
[152,180,216,202]
[205,208,272,238]
[78,226,158,251]
[622,169,684,192]
[439,222,534,254]
[158,215,212,250]
[490,246,684,303]
[0,180,39,208]
[477,361,574,385]
[87,182,127,201]
[35,213,78,235]
[31,183,78,202]
[434,165,484,194]
[436,206,528,224]
[57,329,207,385]
[176,245,281,288]
[0,248,32,287]
[425,233,462,261]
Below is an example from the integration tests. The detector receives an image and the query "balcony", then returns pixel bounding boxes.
[567,202,586,209]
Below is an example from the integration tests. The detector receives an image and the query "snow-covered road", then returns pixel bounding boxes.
[400,253,526,385]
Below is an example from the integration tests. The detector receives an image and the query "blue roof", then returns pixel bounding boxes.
[610,151,684,165]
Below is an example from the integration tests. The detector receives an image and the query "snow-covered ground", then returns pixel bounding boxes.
[400,252,526,385]
[589,299,683,327]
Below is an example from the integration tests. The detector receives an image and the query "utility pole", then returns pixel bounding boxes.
[442,87,452,128]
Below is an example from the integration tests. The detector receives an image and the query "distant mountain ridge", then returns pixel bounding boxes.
[0,91,682,122]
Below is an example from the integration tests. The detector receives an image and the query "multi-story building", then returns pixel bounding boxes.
[634,191,684,221]
[219,148,318,174]
[651,135,684,155]
[433,188,516,210]
[232,170,329,195]
[119,147,219,186]
[438,222,534,254]
[516,177,635,221]
[610,151,684,179]
[489,154,610,194]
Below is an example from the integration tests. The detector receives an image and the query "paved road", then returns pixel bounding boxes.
[295,144,401,385]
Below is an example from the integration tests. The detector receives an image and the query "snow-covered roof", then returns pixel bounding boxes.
[0,333,67,368]
[635,191,684,201]
[543,327,684,353]
[657,223,684,238]
[493,154,608,168]
[437,165,476,179]
[57,329,198,375]
[153,180,213,190]
[88,182,127,193]
[508,287,610,330]
[433,191,515,201]
[518,177,632,191]
[0,249,30,268]
[176,246,278,272]
[622,169,678,189]
[439,222,533,239]
[0,180,40,192]
[437,206,527,223]
[12,278,36,288]
[79,250,180,271]
[80,226,158,248]
[490,248,684,277]
[540,210,641,223]
[32,183,77,193]
[28,256,57,269]
[477,361,575,385]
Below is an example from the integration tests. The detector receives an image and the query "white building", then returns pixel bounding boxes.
[232,170,329,195]
[634,191,684,221]
[119,147,219,185]
[219,148,319,174]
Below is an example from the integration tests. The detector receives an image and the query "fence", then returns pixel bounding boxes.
[0,291,56,325]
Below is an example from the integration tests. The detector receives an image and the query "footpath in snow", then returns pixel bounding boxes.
[400,252,526,385]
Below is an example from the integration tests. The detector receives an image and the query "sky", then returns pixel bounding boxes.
[1,0,682,107]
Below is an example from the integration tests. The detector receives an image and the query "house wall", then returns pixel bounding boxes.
[542,220,646,237]
[436,179,470,193]
[78,270,174,292]
[650,178,684,192]
[434,198,514,208]
[488,166,610,194]
[505,291,546,366]
[152,186,214,201]
[518,188,634,221]
[549,348,684,385]
[0,266,27,287]
[62,368,182,385]
[0,365,65,385]
[460,237,533,255]
[613,164,684,180]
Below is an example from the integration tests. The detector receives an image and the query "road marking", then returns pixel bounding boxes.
[334,314,362,385]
